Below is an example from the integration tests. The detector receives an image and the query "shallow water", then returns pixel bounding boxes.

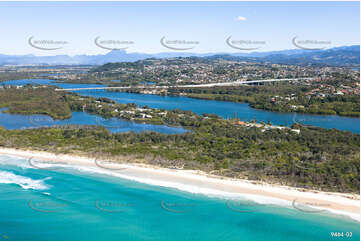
[0,155,359,241]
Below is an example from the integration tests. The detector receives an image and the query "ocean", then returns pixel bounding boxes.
[0,154,359,241]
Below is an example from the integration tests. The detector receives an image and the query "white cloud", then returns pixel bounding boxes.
[235,16,247,21]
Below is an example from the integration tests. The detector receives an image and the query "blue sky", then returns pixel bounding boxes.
[0,1,359,56]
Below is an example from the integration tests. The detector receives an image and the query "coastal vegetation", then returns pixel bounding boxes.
[0,85,72,119]
[0,122,358,193]
[84,56,360,117]
[0,86,359,193]
[163,85,360,117]
[1,55,359,118]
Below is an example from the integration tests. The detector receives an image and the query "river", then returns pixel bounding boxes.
[2,79,359,133]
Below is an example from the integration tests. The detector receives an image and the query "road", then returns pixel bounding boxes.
[54,78,314,91]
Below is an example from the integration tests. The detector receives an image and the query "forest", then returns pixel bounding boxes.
[0,85,359,193]
[162,85,360,117]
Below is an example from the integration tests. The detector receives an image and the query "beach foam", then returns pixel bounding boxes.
[0,150,359,221]
[57,164,360,221]
[0,155,32,169]
[0,170,51,190]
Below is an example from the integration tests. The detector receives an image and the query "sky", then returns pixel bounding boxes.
[0,1,359,56]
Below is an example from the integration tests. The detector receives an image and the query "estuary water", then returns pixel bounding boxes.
[1,79,360,133]
[0,155,359,241]
[1,79,359,240]
[0,108,187,134]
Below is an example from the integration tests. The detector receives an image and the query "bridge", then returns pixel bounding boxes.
[54,78,314,91]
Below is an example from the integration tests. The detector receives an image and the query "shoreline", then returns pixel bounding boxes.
[129,91,360,119]
[0,147,359,221]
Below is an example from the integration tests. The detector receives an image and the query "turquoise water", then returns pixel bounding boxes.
[2,79,359,133]
[0,155,359,241]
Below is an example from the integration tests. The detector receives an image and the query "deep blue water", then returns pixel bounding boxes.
[0,155,359,241]
[0,79,187,134]
[0,108,187,135]
[1,80,360,240]
[2,79,359,133]
[72,89,360,133]
[141,81,156,85]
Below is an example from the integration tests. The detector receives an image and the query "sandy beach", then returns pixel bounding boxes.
[0,147,359,221]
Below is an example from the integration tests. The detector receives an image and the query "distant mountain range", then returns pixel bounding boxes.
[262,45,360,66]
[0,45,359,67]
